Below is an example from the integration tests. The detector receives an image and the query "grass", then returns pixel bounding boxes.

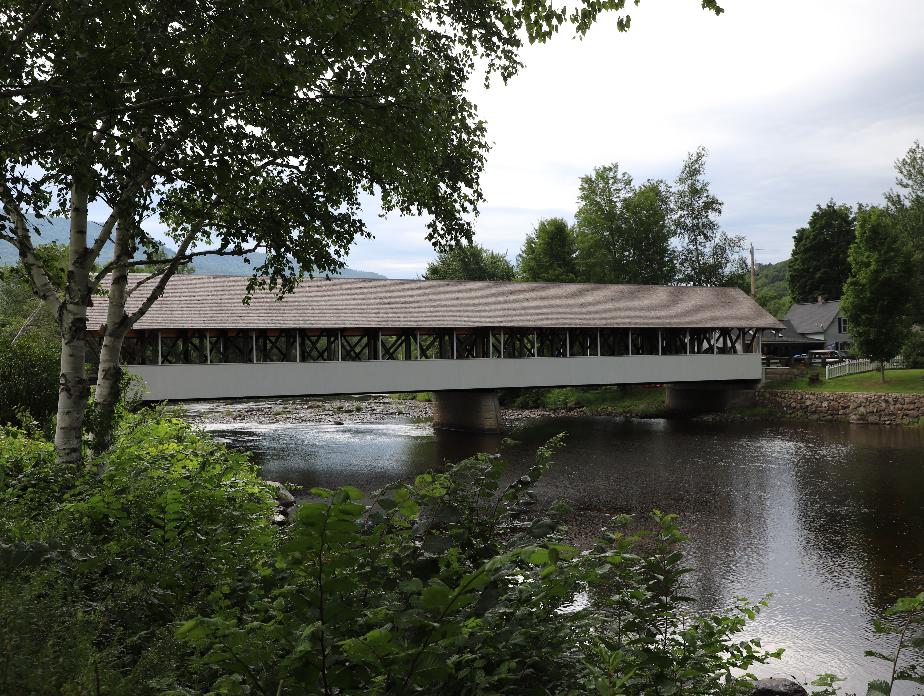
[390,391,433,402]
[509,386,667,416]
[767,368,924,394]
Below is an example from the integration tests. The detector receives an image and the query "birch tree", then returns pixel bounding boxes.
[0,0,724,464]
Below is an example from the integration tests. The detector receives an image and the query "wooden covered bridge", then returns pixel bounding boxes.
[86,276,782,430]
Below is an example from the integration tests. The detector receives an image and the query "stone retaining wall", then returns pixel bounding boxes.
[756,389,924,425]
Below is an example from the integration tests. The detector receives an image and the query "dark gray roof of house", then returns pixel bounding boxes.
[87,275,784,331]
[761,319,825,344]
[784,300,841,334]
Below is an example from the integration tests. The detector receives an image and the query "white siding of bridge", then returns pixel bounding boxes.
[128,354,762,401]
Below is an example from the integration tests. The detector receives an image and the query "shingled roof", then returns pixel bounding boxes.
[784,300,841,335]
[86,275,784,331]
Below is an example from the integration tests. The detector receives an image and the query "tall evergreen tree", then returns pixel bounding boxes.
[517,217,578,282]
[424,243,515,281]
[671,147,745,286]
[787,201,856,302]
[573,165,675,284]
[841,207,914,381]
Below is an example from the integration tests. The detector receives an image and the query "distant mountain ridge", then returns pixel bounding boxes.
[0,216,386,279]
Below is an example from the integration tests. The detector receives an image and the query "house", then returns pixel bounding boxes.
[761,299,851,361]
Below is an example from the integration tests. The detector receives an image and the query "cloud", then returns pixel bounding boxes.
[346,0,924,277]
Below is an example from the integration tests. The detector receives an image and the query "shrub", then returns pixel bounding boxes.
[176,437,778,695]
[0,332,59,430]
[901,329,924,368]
[1,417,783,695]
[0,408,276,694]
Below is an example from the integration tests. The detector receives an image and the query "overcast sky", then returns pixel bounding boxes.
[341,0,924,278]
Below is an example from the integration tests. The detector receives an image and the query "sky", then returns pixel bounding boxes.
[339,0,924,278]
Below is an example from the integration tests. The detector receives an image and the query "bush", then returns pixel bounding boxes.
[390,391,433,402]
[1,417,782,695]
[901,330,924,368]
[176,437,778,695]
[0,408,276,694]
[0,332,59,430]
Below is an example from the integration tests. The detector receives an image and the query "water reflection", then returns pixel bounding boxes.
[201,410,923,693]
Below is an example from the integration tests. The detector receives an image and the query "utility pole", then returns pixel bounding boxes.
[750,243,757,297]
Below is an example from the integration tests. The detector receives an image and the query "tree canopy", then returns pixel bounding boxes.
[671,147,746,287]
[517,217,579,282]
[841,207,914,379]
[424,243,515,281]
[574,168,675,285]
[885,140,924,323]
[787,201,856,302]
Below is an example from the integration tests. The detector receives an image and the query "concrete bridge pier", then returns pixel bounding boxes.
[665,381,759,414]
[432,390,502,433]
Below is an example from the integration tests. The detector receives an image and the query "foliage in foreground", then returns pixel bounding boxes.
[2,411,920,695]
[0,413,778,695]
[0,409,276,694]
[175,438,777,695]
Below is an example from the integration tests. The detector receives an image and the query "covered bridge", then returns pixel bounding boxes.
[86,276,782,428]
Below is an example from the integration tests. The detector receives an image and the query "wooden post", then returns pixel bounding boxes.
[628,330,632,357]
[597,329,601,357]
[206,332,211,364]
[533,330,538,358]
[157,330,162,365]
[337,330,342,361]
[566,329,570,357]
[252,331,257,363]
[295,330,300,363]
[658,329,662,356]
[686,329,690,355]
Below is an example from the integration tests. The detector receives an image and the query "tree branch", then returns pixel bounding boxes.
[124,227,200,324]
[11,304,42,344]
[0,174,61,315]
[92,242,259,292]
[0,1,53,70]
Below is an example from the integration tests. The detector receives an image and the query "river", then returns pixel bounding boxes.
[185,397,924,693]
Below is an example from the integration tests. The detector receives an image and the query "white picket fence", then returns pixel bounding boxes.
[825,356,906,380]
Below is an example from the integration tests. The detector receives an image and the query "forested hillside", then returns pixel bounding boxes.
[753,258,792,318]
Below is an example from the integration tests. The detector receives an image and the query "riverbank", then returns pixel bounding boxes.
[179,387,672,431]
[177,376,924,434]
[765,368,924,394]
[756,369,924,426]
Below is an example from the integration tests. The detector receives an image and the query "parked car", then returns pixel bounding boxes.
[807,349,849,365]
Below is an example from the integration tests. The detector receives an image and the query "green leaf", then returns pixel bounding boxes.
[420,581,453,611]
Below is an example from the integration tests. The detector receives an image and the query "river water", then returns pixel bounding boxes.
[191,401,924,692]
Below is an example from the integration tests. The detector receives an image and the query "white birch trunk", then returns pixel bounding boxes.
[54,182,92,466]
[92,218,132,454]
